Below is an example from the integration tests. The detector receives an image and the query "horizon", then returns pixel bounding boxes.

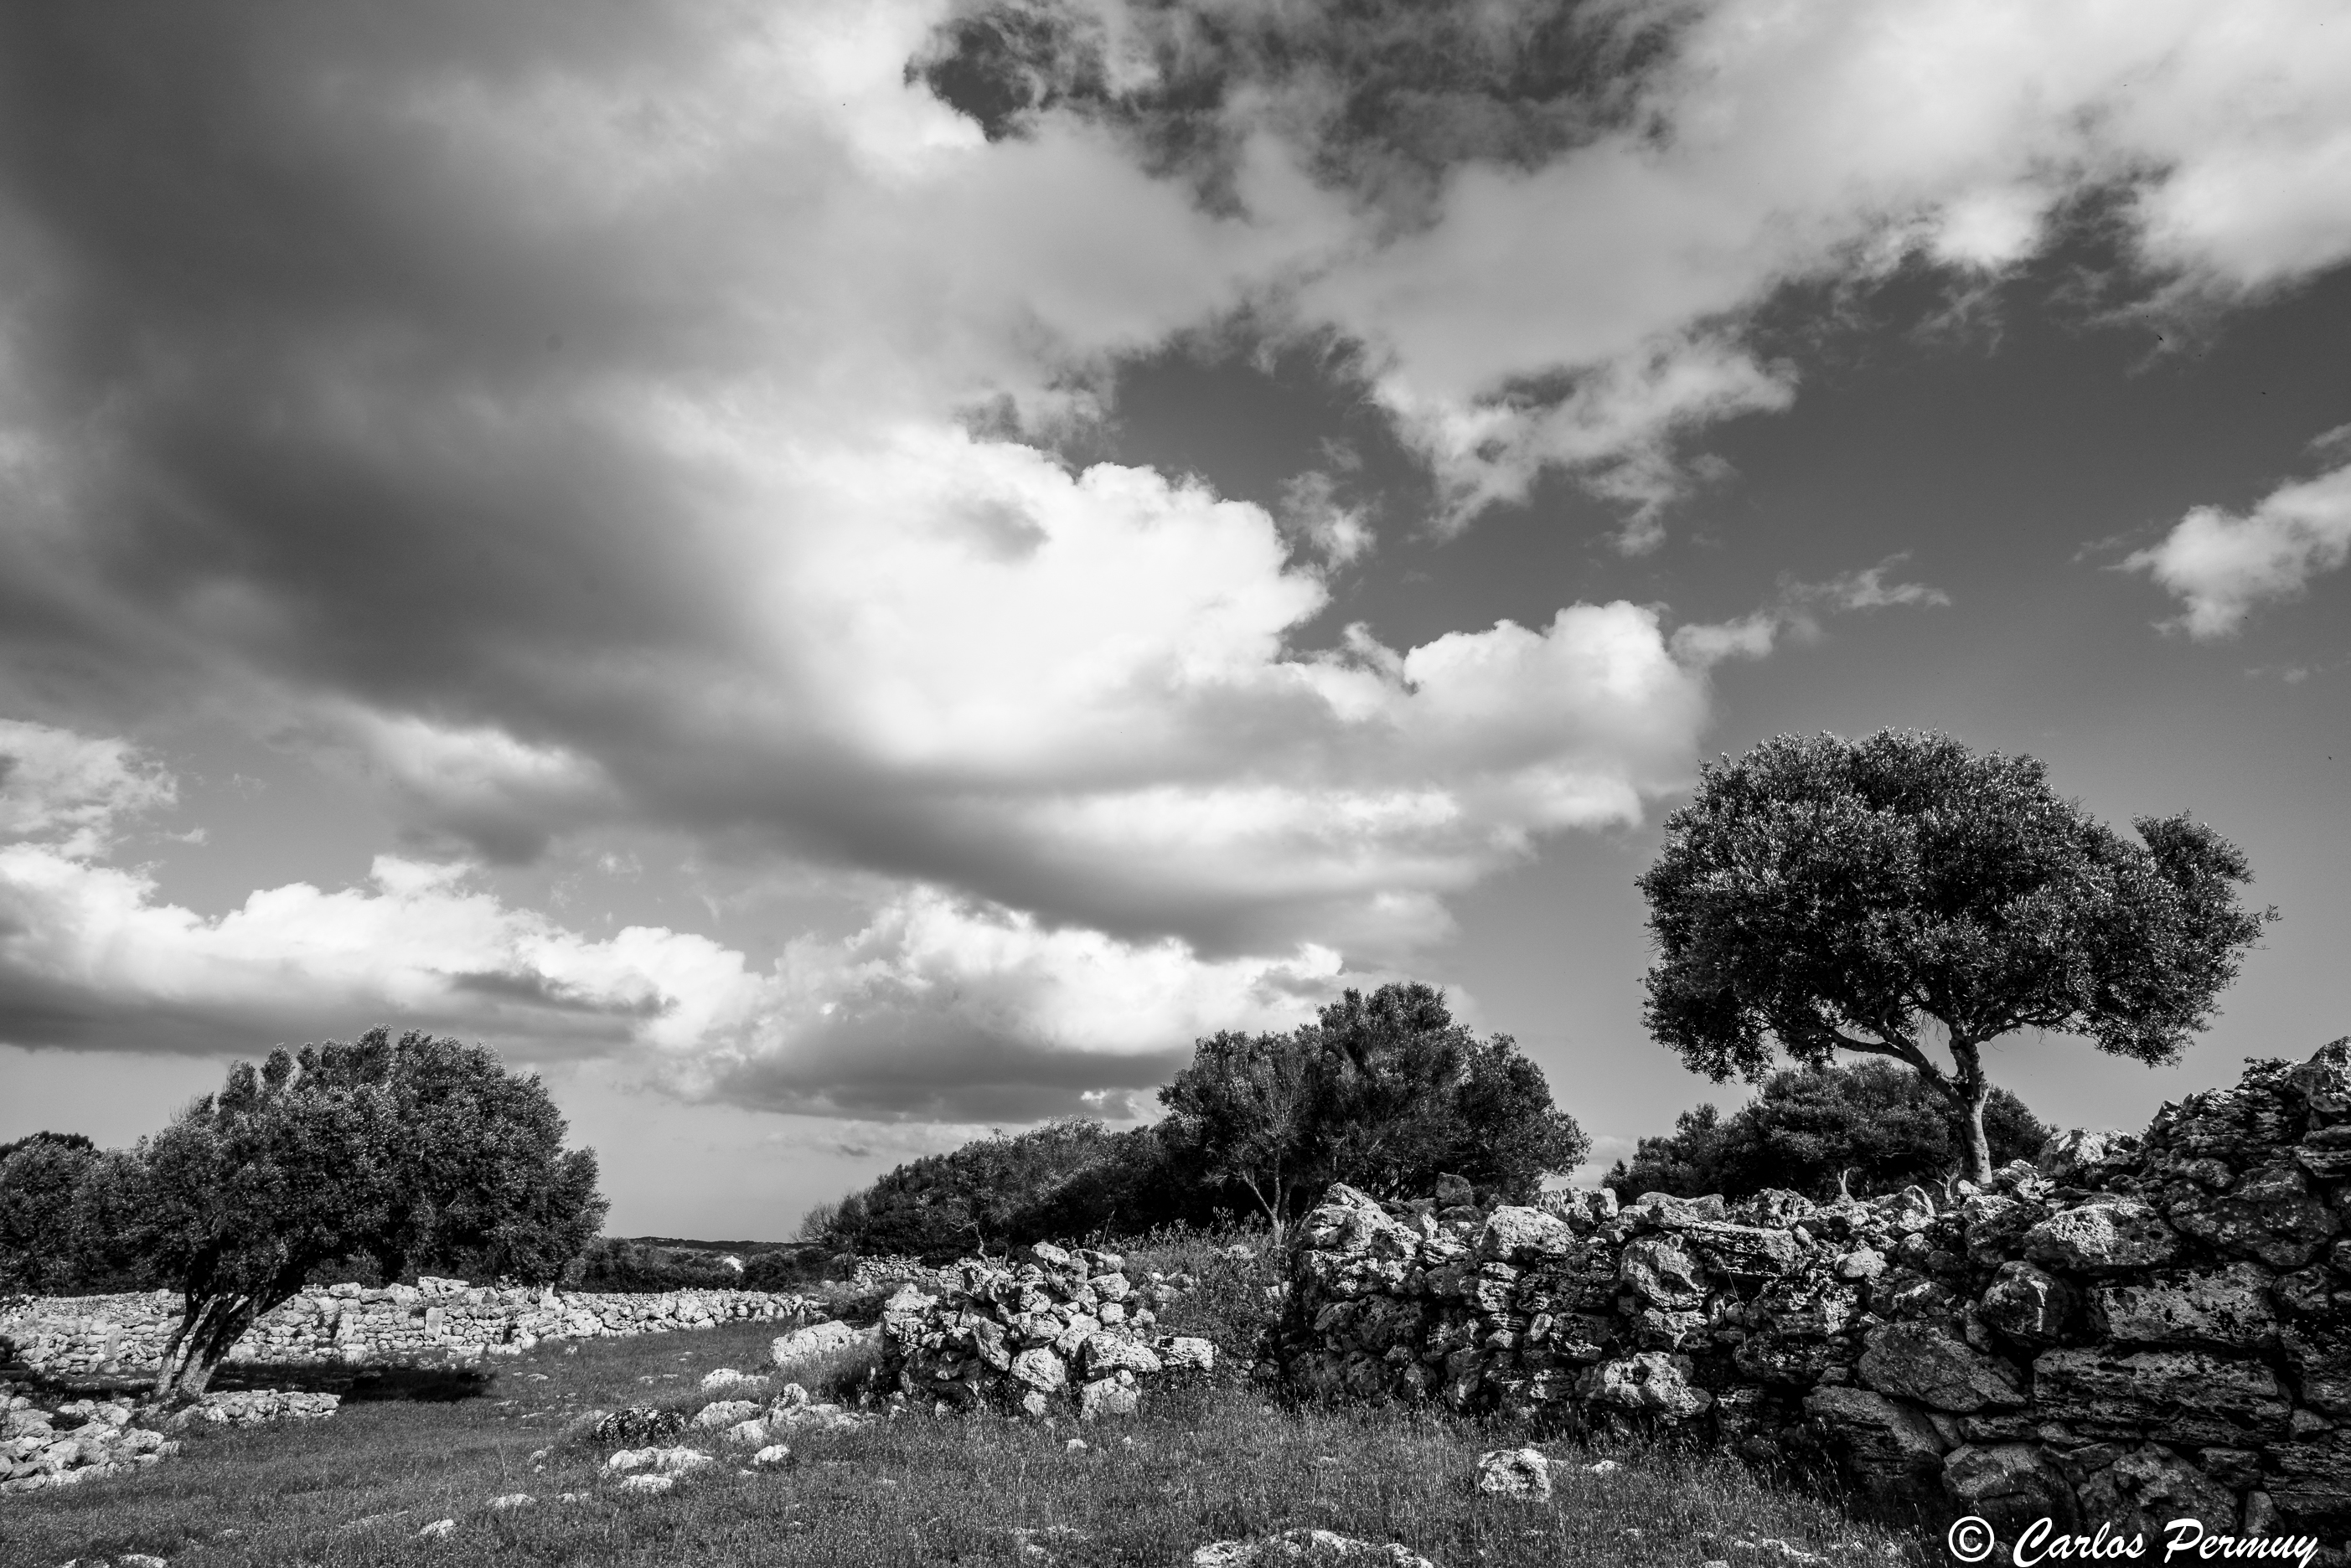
[1,1,2346,1238]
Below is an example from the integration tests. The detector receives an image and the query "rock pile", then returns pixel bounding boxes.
[1273,1039,2351,1540]
[2,1385,180,1493]
[879,1241,1214,1418]
[165,1389,340,1428]
[1,1277,820,1378]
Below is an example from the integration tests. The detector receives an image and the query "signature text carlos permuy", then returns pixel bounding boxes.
[1945,1514,2324,1567]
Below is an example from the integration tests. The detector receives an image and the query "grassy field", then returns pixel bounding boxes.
[2,1235,1934,1566]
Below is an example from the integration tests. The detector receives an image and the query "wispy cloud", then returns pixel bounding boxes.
[2125,462,2351,638]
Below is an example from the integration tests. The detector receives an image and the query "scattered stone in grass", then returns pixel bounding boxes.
[1475,1447,1552,1501]
[120,1555,168,1567]
[1311,1456,1340,1468]
[1064,1438,1087,1452]
[723,1418,768,1446]
[1191,1528,1435,1566]
[343,1510,411,1531]
[556,1493,590,1504]
[752,1444,791,1467]
[607,1446,716,1476]
[617,1473,674,1495]
[1585,1459,1620,1474]
[528,1447,552,1464]
[694,1399,762,1430]
[523,1373,550,1382]
[700,1367,767,1394]
[416,1519,457,1539]
[488,1493,535,1510]
[592,1407,686,1444]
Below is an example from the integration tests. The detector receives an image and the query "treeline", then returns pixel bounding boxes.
[568,1237,838,1293]
[817,983,1590,1261]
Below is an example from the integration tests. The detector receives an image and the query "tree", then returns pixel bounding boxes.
[1155,1029,1317,1238]
[1606,1060,2053,1201]
[1637,730,2272,1181]
[1158,983,1590,1231]
[135,1028,607,1401]
[0,1134,158,1297]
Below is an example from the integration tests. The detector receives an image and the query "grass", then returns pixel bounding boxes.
[1,1236,1937,1565]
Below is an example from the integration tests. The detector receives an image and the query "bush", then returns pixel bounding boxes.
[1606,1059,2053,1201]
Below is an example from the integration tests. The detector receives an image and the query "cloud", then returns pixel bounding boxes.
[0,718,1371,1117]
[919,0,2351,533]
[1670,557,1951,668]
[2125,462,2351,638]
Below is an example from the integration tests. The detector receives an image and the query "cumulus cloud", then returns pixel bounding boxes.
[0,718,1367,1115]
[2125,462,2351,638]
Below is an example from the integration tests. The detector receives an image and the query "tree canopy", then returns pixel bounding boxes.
[121,1029,606,1400]
[1637,730,2271,1179]
[1606,1059,2052,1202]
[1159,982,1589,1234]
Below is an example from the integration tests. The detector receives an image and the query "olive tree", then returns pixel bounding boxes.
[1637,730,2272,1181]
[134,1029,606,1401]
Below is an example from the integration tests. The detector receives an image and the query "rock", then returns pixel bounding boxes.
[2023,1199,2180,1272]
[1011,1349,1069,1392]
[1857,1324,2026,1412]
[700,1367,763,1392]
[1834,1250,1887,1282]
[771,1320,863,1367]
[2093,1262,2278,1349]
[1805,1385,1948,1499]
[2168,1163,2340,1270]
[1976,1261,2077,1347]
[1475,1446,1552,1500]
[2076,1442,2238,1537]
[723,1418,769,1446]
[607,1445,716,1475]
[693,1399,761,1430]
[1577,1352,1712,1420]
[1671,1220,1800,1278]
[488,1493,535,1510]
[1618,1237,1706,1308]
[2033,1348,2292,1444]
[1081,1333,1163,1379]
[752,1442,791,1467]
[417,1518,457,1538]
[617,1473,674,1495]
[1943,1443,2080,1536]
[1152,1337,1216,1373]
[592,1406,686,1444]
[1478,1207,1577,1263]
[1078,1379,1140,1421]
[1190,1529,1437,1567]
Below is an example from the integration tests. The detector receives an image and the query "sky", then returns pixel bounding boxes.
[1,0,2347,1240]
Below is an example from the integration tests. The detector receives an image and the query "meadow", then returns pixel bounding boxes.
[2,1235,1930,1567]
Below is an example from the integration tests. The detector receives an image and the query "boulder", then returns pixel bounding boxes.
[1617,1237,1705,1309]
[2076,1443,2238,1538]
[1976,1261,2076,1347]
[692,1399,761,1430]
[1078,1379,1140,1421]
[2023,1199,2180,1273]
[2033,1348,2292,1444]
[1081,1333,1163,1379]
[1943,1442,2081,1536]
[1153,1336,1217,1373]
[2167,1163,2339,1270]
[1010,1349,1068,1393]
[1577,1352,1712,1420]
[770,1320,864,1368]
[1857,1324,2025,1412]
[1477,1207,1577,1264]
[1805,1385,1948,1500]
[2093,1263,2278,1349]
[1191,1529,1436,1567]
[1475,1447,1552,1500]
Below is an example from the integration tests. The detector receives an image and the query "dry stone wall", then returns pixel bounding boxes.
[1,1277,820,1380]
[1272,1039,2351,1543]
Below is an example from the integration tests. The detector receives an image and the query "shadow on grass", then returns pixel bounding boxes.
[209,1359,498,1403]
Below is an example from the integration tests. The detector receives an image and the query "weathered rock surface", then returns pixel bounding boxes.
[1475,1446,1552,1499]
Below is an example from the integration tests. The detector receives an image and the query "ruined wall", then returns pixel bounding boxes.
[1,1277,819,1380]
[1272,1039,2351,1542]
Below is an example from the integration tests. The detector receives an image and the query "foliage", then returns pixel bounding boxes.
[1160,983,1589,1232]
[1638,729,2271,1178]
[1605,1060,2053,1201]
[0,1133,163,1296]
[127,1028,607,1399]
[819,1118,1217,1263]
[819,982,1589,1258]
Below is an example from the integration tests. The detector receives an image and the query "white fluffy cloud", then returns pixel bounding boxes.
[0,719,1357,1112]
[2126,461,2351,638]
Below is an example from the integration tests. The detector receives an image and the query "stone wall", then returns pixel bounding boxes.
[1272,1039,2351,1543]
[0,1277,821,1380]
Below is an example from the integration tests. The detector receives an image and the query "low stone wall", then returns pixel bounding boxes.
[0,1277,821,1380]
[879,1242,1213,1418]
[1273,1039,2351,1544]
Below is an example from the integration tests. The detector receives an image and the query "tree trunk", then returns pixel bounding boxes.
[1946,1042,1993,1184]
[151,1290,261,1405]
